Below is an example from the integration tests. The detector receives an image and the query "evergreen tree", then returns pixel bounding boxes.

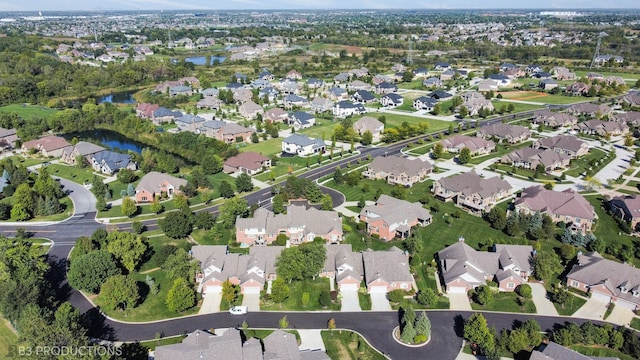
[415,312,431,338]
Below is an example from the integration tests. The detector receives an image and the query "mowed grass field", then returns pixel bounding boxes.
[497,91,587,104]
[0,104,57,119]
[0,318,18,358]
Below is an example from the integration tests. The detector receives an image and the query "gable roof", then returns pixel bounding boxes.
[360,194,432,229]
[137,171,188,195]
[72,141,106,156]
[437,171,512,199]
[237,205,342,240]
[92,151,132,172]
[353,116,384,134]
[224,152,270,172]
[283,134,324,148]
[362,246,413,285]
[440,135,495,152]
[23,135,71,152]
[535,135,587,153]
[516,185,594,220]
[367,155,432,178]
[477,123,530,140]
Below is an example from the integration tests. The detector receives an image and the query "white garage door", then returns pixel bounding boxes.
[206,285,222,294]
[448,286,468,294]
[369,286,387,294]
[616,299,637,311]
[590,292,611,304]
[244,286,261,294]
[340,283,359,291]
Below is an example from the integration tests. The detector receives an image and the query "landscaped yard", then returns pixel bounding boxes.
[379,113,450,132]
[470,290,536,313]
[631,317,640,331]
[493,163,558,182]
[321,330,386,360]
[261,278,340,311]
[241,137,283,157]
[0,318,18,359]
[0,103,58,119]
[467,141,533,165]
[552,292,587,316]
[571,345,637,360]
[140,336,185,351]
[490,100,544,114]
[564,148,611,178]
[0,196,74,222]
[48,163,105,184]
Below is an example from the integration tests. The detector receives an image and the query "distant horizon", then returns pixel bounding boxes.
[1,0,639,13]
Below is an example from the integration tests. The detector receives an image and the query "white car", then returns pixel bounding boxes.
[229,306,248,315]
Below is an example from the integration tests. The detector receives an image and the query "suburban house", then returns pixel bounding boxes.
[223,152,271,175]
[435,62,451,71]
[60,141,106,166]
[135,171,187,203]
[613,111,640,126]
[514,185,595,234]
[135,103,160,119]
[288,111,316,129]
[427,90,453,101]
[91,151,136,175]
[281,134,325,156]
[351,90,376,104]
[238,101,264,119]
[196,97,223,110]
[196,120,253,143]
[321,244,364,291]
[359,194,432,241]
[362,155,432,187]
[353,116,384,143]
[566,82,591,96]
[609,195,640,232]
[488,73,511,86]
[413,96,437,111]
[154,329,264,360]
[532,135,589,158]
[151,107,182,125]
[532,109,578,128]
[286,69,302,80]
[283,94,308,109]
[169,85,192,97]
[567,251,640,311]
[574,119,629,137]
[327,87,348,101]
[539,79,559,90]
[333,100,365,118]
[363,247,415,294]
[460,91,494,116]
[232,88,253,103]
[263,107,288,123]
[501,148,571,172]
[0,128,18,149]
[620,92,640,108]
[438,238,533,293]
[476,123,531,144]
[176,114,206,132]
[348,80,371,91]
[567,103,612,118]
[432,171,512,213]
[307,77,324,89]
[380,93,403,107]
[22,135,71,157]
[310,96,334,113]
[552,66,577,80]
[235,205,343,246]
[525,64,543,74]
[423,77,443,88]
[375,82,398,95]
[478,79,499,92]
[440,135,496,155]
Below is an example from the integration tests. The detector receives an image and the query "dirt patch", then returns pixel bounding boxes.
[344,45,362,55]
[3,319,17,335]
[498,91,549,101]
[140,267,161,274]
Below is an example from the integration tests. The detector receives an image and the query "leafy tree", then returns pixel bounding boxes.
[361,130,373,145]
[416,288,438,306]
[458,105,468,118]
[387,289,404,303]
[163,248,199,281]
[11,183,33,220]
[301,292,310,307]
[270,278,290,305]
[166,278,196,312]
[532,250,563,280]
[272,194,286,214]
[319,290,331,307]
[218,196,248,228]
[401,321,416,344]
[67,250,121,293]
[121,196,138,217]
[458,147,472,164]
[180,182,197,198]
[106,231,148,272]
[516,284,532,299]
[402,306,416,328]
[202,154,223,174]
[333,167,344,185]
[71,236,96,258]
[219,180,235,198]
[279,315,289,329]
[132,220,145,234]
[521,319,542,347]
[486,207,506,230]
[321,194,333,210]
[159,211,193,238]
[221,280,239,305]
[91,175,108,199]
[100,275,140,310]
[235,173,253,193]
[431,142,444,159]
[327,318,336,333]
[117,168,137,184]
[505,211,521,236]
[150,197,164,214]
[464,313,495,355]
[473,285,494,305]
[194,211,215,230]
[276,246,305,282]
[507,329,529,354]
[299,241,327,279]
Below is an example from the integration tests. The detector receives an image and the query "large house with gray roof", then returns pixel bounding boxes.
[533,109,578,128]
[353,116,384,143]
[433,172,512,213]
[437,238,533,293]
[609,194,640,232]
[529,341,601,360]
[362,155,432,187]
[359,194,432,241]
[440,135,496,156]
[281,134,325,156]
[533,134,589,158]
[60,141,106,166]
[514,185,595,234]
[135,171,187,203]
[567,251,640,311]
[363,247,415,293]
[235,205,343,246]
[91,151,136,175]
[501,148,571,172]
[476,123,531,144]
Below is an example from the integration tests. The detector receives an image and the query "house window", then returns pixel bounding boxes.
[141,196,147,201]
[571,280,579,287]
[391,282,396,287]
[507,283,515,289]
[400,283,408,289]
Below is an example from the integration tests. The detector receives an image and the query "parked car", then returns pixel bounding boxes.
[229,306,248,315]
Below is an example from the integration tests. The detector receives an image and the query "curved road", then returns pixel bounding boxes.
[0,110,588,360]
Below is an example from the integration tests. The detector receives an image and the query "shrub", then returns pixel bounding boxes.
[319,290,331,307]
[516,284,532,299]
[414,334,427,344]
[387,289,404,303]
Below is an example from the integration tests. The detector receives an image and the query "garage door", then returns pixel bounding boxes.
[369,286,387,294]
[206,285,222,294]
[590,292,611,304]
[448,286,468,294]
[340,283,359,291]
[616,299,637,311]
[243,286,261,294]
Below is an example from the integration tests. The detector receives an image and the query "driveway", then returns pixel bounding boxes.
[242,293,261,312]
[594,142,632,185]
[573,296,608,320]
[298,329,326,351]
[448,293,472,311]
[530,283,558,316]
[607,305,636,326]
[340,289,362,312]
[198,292,222,315]
[370,292,391,311]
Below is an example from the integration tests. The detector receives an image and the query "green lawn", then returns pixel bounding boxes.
[467,141,533,165]
[108,179,141,200]
[381,113,450,132]
[493,163,558,182]
[553,292,587,316]
[261,278,340,311]
[48,164,104,184]
[575,70,640,80]
[630,317,640,331]
[321,330,386,360]
[358,291,372,310]
[0,318,18,359]
[571,345,637,360]
[0,104,57,119]
[470,291,536,313]
[241,138,283,157]
[490,101,544,113]
[5,155,50,168]
[139,336,185,351]
[298,118,340,140]
[0,196,73,223]
[524,94,590,105]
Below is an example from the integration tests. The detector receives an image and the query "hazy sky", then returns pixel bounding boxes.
[2,0,639,12]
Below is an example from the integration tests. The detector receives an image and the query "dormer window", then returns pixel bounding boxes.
[633,291,639,297]
[621,286,628,293]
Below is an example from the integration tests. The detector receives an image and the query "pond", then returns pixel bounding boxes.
[65,130,145,154]
[184,56,227,66]
[98,91,136,104]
